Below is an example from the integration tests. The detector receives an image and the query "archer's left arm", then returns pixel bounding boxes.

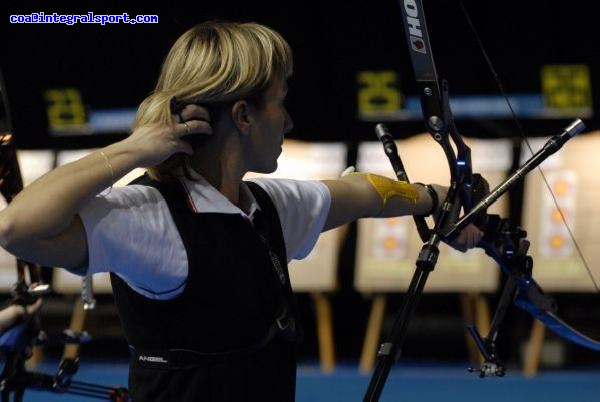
[320,172,434,230]
[321,172,481,250]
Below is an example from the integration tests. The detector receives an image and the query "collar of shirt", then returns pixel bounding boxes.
[176,170,261,219]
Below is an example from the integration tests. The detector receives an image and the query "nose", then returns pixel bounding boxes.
[283,109,294,134]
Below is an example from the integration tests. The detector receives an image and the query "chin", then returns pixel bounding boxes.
[265,162,278,174]
[254,160,278,175]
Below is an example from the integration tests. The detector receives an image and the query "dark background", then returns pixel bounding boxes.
[2,1,599,368]
[2,0,599,147]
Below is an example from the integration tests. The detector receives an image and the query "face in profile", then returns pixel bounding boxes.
[245,80,293,174]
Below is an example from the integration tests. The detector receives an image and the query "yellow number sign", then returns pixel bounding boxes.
[541,64,592,110]
[357,71,403,119]
[44,88,87,130]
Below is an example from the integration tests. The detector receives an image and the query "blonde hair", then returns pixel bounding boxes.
[134,20,293,180]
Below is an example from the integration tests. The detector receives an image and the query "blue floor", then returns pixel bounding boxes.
[13,360,600,401]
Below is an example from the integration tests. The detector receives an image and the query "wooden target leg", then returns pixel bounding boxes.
[311,292,335,374]
[460,293,479,364]
[475,294,491,364]
[460,293,491,365]
[27,344,45,369]
[63,296,87,360]
[523,319,545,377]
[359,294,386,374]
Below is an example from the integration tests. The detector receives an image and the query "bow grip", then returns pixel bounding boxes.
[470,173,490,229]
[439,173,490,242]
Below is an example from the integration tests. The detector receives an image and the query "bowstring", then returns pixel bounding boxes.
[457,0,599,292]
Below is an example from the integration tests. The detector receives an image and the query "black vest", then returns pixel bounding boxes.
[110,175,299,401]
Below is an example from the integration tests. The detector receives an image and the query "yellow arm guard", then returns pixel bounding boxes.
[349,172,419,207]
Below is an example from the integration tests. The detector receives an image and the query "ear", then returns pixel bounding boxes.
[230,100,253,136]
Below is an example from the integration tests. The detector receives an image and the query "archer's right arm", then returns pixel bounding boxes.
[0,107,210,271]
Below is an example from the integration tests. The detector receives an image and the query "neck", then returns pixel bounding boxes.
[187,138,246,206]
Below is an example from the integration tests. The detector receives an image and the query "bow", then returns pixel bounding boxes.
[0,71,128,401]
[364,0,598,399]
[0,129,54,401]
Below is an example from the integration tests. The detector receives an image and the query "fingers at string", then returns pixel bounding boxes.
[174,104,211,125]
[176,119,212,137]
